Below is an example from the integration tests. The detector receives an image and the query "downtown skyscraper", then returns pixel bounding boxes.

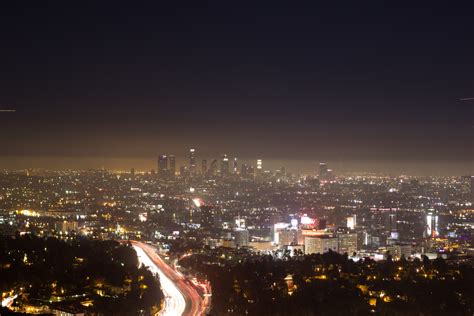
[189,148,196,175]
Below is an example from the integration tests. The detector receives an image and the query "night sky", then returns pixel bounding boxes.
[0,2,472,171]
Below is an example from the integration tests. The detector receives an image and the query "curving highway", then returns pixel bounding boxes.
[132,241,206,316]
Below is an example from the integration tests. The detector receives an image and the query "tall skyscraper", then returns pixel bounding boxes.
[255,159,263,178]
[158,155,169,178]
[233,158,238,174]
[169,155,176,177]
[319,162,328,180]
[221,154,229,176]
[189,148,196,175]
[425,210,439,238]
[326,168,334,180]
[346,215,356,230]
[201,159,207,175]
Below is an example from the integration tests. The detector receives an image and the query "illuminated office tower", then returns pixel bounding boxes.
[189,148,196,174]
[221,154,229,176]
[338,233,358,255]
[233,157,238,174]
[305,235,338,254]
[169,155,176,177]
[347,215,356,230]
[319,162,328,180]
[201,159,207,175]
[326,168,334,180]
[256,159,263,177]
[425,210,439,238]
[158,155,169,178]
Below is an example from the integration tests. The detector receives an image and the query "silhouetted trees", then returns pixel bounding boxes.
[0,235,162,315]
[180,250,474,315]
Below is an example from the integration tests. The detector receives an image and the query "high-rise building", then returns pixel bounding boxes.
[425,210,439,238]
[319,162,328,180]
[169,155,176,177]
[189,148,196,174]
[221,154,229,176]
[233,158,238,174]
[158,155,169,178]
[346,215,356,230]
[273,223,290,244]
[201,159,207,175]
[338,233,358,255]
[256,159,263,178]
[326,168,334,180]
[304,235,338,254]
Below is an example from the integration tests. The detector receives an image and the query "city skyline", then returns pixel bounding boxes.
[1,2,473,315]
[0,154,471,176]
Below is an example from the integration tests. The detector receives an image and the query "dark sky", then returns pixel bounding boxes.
[0,1,473,165]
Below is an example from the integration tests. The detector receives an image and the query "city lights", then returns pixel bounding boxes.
[0,1,472,315]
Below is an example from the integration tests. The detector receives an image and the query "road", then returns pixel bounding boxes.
[1,294,17,308]
[132,241,206,316]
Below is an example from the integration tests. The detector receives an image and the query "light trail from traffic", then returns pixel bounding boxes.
[133,244,186,316]
[1,294,18,308]
[132,242,208,316]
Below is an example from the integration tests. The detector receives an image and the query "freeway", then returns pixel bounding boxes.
[132,241,206,316]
